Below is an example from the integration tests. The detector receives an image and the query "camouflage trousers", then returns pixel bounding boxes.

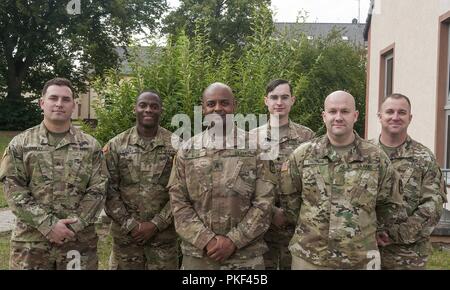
[263,226,294,270]
[380,246,428,270]
[291,255,333,270]
[10,234,98,270]
[181,255,265,270]
[109,234,178,270]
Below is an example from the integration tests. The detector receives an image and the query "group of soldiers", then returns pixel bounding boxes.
[0,77,447,270]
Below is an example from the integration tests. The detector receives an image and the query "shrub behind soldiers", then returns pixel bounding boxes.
[0,78,107,270]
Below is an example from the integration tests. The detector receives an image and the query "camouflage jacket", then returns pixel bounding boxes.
[280,133,405,269]
[373,136,447,256]
[168,127,276,259]
[251,121,315,215]
[103,126,177,239]
[0,122,107,242]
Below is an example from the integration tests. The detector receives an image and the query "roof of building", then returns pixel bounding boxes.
[274,22,367,46]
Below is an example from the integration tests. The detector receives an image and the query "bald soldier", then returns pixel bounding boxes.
[281,90,406,269]
[373,93,447,269]
[251,79,315,270]
[0,77,107,270]
[103,91,179,270]
[168,82,276,270]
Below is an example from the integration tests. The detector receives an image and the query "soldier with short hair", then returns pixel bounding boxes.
[374,93,447,270]
[281,90,405,269]
[169,82,276,270]
[0,77,107,270]
[103,91,179,270]
[251,79,315,270]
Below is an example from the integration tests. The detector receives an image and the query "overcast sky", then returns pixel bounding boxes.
[167,0,371,23]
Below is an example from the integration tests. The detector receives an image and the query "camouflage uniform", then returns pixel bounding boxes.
[168,127,276,270]
[281,133,406,269]
[0,122,106,270]
[251,121,315,270]
[373,136,447,269]
[104,126,179,270]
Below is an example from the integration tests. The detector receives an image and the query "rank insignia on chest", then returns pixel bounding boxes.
[270,160,276,173]
[212,160,223,172]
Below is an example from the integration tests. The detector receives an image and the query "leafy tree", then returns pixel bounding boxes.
[163,0,272,52]
[0,0,168,102]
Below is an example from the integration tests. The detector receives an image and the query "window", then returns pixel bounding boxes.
[445,26,450,168]
[385,54,394,97]
[78,104,82,118]
[378,44,395,110]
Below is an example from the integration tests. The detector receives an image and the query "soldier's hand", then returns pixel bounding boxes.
[205,237,218,254]
[272,207,287,229]
[47,218,77,245]
[207,236,236,262]
[131,222,158,244]
[376,231,392,247]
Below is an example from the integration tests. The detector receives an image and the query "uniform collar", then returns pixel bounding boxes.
[265,119,299,143]
[128,126,165,151]
[316,131,365,163]
[38,121,77,148]
[376,135,414,159]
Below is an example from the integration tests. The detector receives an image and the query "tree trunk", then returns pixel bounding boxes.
[6,72,22,101]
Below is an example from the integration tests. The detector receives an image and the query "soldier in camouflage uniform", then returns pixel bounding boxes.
[373,93,447,270]
[0,78,106,270]
[103,91,179,270]
[280,91,406,269]
[251,79,315,270]
[168,82,276,270]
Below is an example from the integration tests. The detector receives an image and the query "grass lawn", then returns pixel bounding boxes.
[0,132,18,208]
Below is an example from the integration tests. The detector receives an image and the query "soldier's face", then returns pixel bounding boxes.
[264,84,295,119]
[322,96,358,138]
[135,93,162,128]
[40,85,75,124]
[202,88,236,124]
[378,98,412,136]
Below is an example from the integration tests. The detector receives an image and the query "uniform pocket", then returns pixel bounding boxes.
[119,157,140,185]
[185,156,211,200]
[350,164,378,212]
[66,151,92,190]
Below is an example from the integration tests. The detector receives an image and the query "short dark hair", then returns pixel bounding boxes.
[136,90,162,105]
[266,79,293,95]
[381,93,411,111]
[42,78,74,97]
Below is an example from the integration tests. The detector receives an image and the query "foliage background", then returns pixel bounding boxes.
[87,9,367,144]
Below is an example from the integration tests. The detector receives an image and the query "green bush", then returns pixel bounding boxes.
[88,12,367,144]
[0,98,42,131]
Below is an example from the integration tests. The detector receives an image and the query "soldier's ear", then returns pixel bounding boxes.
[291,96,296,105]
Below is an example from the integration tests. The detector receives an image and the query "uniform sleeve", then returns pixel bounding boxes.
[151,200,172,232]
[376,154,407,239]
[103,141,139,234]
[226,158,276,249]
[169,151,216,250]
[387,160,447,244]
[279,154,303,226]
[69,141,107,233]
[0,139,59,237]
